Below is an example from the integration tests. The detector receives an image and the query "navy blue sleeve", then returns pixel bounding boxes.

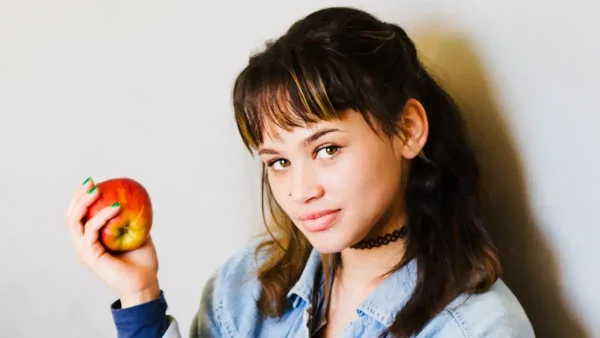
[110,290,170,338]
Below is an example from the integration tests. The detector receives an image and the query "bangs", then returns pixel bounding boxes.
[232,46,349,152]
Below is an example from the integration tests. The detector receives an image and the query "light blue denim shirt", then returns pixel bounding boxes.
[135,239,535,338]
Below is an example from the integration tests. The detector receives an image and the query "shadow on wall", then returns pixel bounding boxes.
[410,25,589,338]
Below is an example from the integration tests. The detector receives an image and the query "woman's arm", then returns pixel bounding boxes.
[109,270,225,338]
[110,290,176,337]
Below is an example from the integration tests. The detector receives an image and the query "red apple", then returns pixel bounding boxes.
[84,177,153,252]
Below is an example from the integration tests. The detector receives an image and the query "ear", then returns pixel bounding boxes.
[396,98,429,159]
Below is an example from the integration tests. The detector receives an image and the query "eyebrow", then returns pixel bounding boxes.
[258,128,342,155]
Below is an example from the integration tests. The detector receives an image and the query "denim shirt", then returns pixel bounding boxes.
[111,239,535,337]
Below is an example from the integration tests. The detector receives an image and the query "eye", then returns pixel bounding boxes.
[268,159,290,171]
[316,145,339,159]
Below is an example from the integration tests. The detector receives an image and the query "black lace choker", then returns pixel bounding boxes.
[350,226,408,249]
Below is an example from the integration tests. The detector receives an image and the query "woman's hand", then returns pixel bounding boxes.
[65,177,161,308]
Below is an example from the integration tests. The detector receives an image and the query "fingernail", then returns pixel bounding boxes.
[111,201,120,207]
[87,186,98,194]
[82,177,92,185]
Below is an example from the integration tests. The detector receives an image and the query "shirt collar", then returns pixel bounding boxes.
[287,248,419,327]
[355,258,418,327]
[287,248,323,308]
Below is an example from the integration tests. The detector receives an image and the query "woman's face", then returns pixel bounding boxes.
[258,103,428,253]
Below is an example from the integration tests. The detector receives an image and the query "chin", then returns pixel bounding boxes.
[304,232,356,254]
[311,243,345,254]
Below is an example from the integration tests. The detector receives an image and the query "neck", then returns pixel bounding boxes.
[338,238,406,287]
[338,209,408,288]
[321,206,408,333]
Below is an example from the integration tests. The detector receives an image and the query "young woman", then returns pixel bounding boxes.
[65,7,535,338]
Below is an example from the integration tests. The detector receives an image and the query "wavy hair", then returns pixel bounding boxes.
[232,7,502,337]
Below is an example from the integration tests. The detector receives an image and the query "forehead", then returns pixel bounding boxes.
[258,109,371,148]
[260,118,333,146]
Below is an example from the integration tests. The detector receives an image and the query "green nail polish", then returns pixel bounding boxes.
[111,201,120,207]
[82,177,91,185]
[87,186,98,194]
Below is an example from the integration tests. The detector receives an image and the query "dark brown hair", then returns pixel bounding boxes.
[232,6,502,337]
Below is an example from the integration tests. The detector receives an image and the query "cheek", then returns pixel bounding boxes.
[266,173,287,204]
[327,145,402,207]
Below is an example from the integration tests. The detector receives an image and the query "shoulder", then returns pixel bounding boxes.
[212,234,272,288]
[197,236,273,322]
[189,236,273,337]
[205,234,272,298]
[420,279,536,338]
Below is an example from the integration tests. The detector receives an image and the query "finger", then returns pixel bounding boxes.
[68,184,101,226]
[76,177,96,200]
[83,203,121,245]
[67,185,101,240]
[66,177,95,220]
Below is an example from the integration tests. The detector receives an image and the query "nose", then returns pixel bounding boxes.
[289,163,324,204]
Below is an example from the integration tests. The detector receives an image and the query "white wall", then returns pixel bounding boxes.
[1,1,598,337]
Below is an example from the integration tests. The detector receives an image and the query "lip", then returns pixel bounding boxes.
[299,209,341,232]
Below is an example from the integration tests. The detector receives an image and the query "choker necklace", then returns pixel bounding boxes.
[350,226,408,249]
